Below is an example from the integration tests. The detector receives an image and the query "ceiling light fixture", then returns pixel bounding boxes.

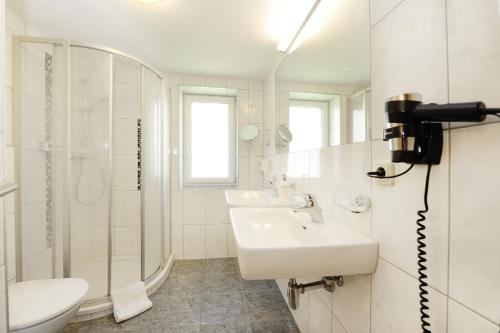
[134,0,162,5]
[276,0,322,54]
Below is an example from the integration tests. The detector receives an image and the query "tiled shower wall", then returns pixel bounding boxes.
[168,75,265,259]
[265,0,500,332]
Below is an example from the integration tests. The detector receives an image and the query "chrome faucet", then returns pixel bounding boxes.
[293,193,323,222]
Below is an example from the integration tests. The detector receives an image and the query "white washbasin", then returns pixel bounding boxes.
[225,190,297,208]
[229,208,378,279]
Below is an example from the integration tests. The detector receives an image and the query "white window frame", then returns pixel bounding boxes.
[347,90,367,144]
[183,94,236,185]
[289,100,329,152]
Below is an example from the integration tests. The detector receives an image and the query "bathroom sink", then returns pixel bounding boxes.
[229,208,378,279]
[225,190,297,208]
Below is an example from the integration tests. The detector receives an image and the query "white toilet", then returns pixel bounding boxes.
[8,278,89,333]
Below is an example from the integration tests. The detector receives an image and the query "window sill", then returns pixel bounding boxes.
[181,183,238,190]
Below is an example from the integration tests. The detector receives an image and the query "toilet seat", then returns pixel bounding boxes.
[9,278,89,331]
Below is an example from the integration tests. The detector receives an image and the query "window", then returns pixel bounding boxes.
[288,100,329,152]
[183,95,236,185]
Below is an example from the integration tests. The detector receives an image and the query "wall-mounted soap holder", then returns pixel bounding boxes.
[336,194,371,214]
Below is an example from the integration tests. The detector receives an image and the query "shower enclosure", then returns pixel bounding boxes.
[12,37,170,312]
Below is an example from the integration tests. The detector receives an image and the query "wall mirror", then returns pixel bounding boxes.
[277,124,293,146]
[274,0,371,152]
[239,124,260,142]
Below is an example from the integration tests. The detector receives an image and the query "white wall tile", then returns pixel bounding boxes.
[170,120,179,154]
[5,28,15,89]
[448,0,500,110]
[371,0,448,139]
[238,137,249,157]
[449,123,500,323]
[0,204,4,267]
[172,225,184,259]
[248,89,263,124]
[205,190,228,224]
[238,156,249,189]
[170,155,179,190]
[113,191,140,227]
[237,89,249,124]
[309,292,332,333]
[371,259,447,333]
[170,86,180,122]
[370,0,405,26]
[113,227,139,256]
[171,190,183,225]
[447,299,498,333]
[206,224,228,258]
[4,88,11,145]
[227,77,248,90]
[331,315,347,333]
[183,190,205,224]
[0,266,7,333]
[371,136,449,293]
[5,213,15,281]
[183,75,205,86]
[20,150,45,204]
[331,274,371,333]
[183,225,205,259]
[332,142,371,237]
[165,74,183,87]
[248,157,263,189]
[113,82,140,119]
[308,148,333,220]
[113,155,138,191]
[205,76,227,88]
[249,80,263,90]
[113,56,141,83]
[113,118,137,154]
[227,223,237,257]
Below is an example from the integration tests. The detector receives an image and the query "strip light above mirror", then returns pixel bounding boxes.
[276,0,322,53]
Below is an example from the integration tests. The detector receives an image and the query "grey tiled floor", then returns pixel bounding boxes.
[63,258,299,333]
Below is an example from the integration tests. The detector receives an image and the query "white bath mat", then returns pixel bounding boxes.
[111,281,152,323]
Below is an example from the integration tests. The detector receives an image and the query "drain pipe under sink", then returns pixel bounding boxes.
[287,276,343,310]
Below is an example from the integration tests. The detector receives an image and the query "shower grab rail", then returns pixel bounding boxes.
[0,183,18,198]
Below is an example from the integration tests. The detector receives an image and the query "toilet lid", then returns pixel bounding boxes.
[9,278,89,330]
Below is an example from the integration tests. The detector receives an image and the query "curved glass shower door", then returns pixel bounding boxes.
[70,46,111,300]
[142,68,163,280]
[15,38,168,307]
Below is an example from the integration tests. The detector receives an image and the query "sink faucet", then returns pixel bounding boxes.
[293,193,323,222]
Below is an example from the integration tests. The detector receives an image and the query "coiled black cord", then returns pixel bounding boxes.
[417,164,432,333]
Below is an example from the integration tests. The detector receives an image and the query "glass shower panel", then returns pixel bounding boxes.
[18,41,65,281]
[142,68,163,279]
[70,47,111,300]
[111,55,142,290]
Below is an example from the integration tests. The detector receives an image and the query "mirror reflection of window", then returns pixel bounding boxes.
[288,100,328,152]
[348,91,367,143]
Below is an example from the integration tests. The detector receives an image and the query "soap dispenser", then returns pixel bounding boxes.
[278,174,291,199]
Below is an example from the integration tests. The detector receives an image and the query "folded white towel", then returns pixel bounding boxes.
[111,281,153,323]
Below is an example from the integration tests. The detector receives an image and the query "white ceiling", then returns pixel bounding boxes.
[6,0,292,78]
[276,0,371,85]
[7,0,370,82]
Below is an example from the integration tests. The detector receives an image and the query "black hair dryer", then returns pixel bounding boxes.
[383,93,499,165]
